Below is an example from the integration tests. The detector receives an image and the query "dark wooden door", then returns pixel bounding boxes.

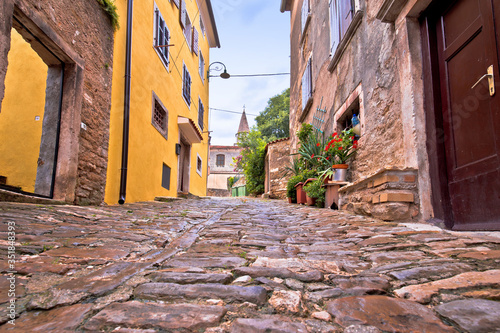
[435,0,500,230]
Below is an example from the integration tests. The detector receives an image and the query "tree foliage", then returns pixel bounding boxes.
[255,88,290,142]
[234,129,266,195]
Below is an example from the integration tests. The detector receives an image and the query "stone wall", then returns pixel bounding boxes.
[339,168,420,221]
[265,138,291,199]
[0,0,114,205]
[207,188,231,197]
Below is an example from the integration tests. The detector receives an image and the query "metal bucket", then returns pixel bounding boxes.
[333,168,347,181]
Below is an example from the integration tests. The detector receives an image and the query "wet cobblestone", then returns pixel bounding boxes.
[1,197,499,332]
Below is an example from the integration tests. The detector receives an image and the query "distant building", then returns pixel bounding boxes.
[207,108,249,196]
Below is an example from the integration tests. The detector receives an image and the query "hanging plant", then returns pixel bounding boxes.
[96,0,120,31]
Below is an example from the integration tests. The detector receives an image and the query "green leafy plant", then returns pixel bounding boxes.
[96,0,120,31]
[303,178,326,208]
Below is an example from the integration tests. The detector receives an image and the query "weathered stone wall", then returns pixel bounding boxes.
[0,0,114,205]
[207,188,231,197]
[289,0,406,181]
[339,167,420,221]
[265,138,291,199]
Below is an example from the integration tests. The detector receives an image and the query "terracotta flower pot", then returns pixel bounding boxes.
[295,182,306,204]
[306,195,316,206]
[288,197,296,204]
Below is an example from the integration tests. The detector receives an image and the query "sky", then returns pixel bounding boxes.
[208,0,290,146]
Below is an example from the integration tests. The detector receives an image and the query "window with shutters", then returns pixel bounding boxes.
[301,0,311,34]
[182,63,191,106]
[192,27,199,56]
[182,7,192,52]
[151,92,168,140]
[198,97,205,131]
[328,0,363,71]
[216,154,225,167]
[154,5,170,69]
[199,51,205,83]
[301,57,313,112]
[172,0,179,8]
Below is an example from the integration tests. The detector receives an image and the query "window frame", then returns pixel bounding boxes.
[198,97,205,131]
[151,92,168,140]
[301,56,313,115]
[183,11,192,52]
[199,51,205,83]
[154,5,170,70]
[328,0,363,71]
[182,62,191,107]
[196,153,203,177]
[216,154,225,167]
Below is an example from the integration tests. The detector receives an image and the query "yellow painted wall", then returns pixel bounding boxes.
[105,0,212,204]
[0,29,48,192]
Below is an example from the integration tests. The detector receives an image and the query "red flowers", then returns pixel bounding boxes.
[316,143,320,147]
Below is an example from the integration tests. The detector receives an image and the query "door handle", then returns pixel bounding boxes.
[471,65,495,96]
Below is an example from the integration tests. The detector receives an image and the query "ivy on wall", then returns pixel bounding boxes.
[96,0,120,31]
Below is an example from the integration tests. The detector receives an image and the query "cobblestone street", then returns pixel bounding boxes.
[1,197,499,332]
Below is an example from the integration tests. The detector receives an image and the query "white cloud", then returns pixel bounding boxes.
[208,0,290,146]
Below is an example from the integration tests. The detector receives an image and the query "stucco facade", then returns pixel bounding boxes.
[105,0,220,204]
[207,145,242,196]
[281,0,500,230]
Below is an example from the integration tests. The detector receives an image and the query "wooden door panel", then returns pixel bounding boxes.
[435,0,500,229]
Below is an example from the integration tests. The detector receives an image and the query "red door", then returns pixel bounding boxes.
[435,0,500,230]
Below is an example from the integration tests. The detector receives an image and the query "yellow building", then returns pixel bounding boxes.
[105,0,220,204]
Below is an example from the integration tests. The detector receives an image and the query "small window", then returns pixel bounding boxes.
[196,154,203,176]
[302,57,312,111]
[198,98,205,130]
[216,154,225,167]
[162,163,171,190]
[337,97,360,136]
[199,51,205,82]
[152,92,168,139]
[154,7,170,69]
[182,63,191,105]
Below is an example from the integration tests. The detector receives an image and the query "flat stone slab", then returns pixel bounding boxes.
[1,303,92,331]
[230,318,308,333]
[134,282,268,305]
[84,301,226,331]
[41,247,129,260]
[56,262,150,296]
[368,251,426,264]
[148,272,233,284]
[394,269,500,303]
[326,296,455,332]
[435,299,500,333]
[234,266,323,282]
[163,256,247,268]
[388,263,472,282]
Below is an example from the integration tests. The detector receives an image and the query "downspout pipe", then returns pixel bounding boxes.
[119,0,133,204]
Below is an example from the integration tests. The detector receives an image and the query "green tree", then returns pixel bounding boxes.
[234,128,266,195]
[255,88,290,142]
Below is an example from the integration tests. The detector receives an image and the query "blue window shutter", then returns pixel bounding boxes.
[180,0,187,28]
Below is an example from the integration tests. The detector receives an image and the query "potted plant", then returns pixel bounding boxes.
[286,174,302,203]
[321,129,358,181]
[304,178,326,208]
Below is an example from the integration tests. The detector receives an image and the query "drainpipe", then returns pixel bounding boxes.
[119,0,134,204]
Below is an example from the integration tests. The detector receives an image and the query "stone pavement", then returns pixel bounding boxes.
[0,197,499,332]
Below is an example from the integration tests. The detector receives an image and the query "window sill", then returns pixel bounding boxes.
[328,10,363,73]
[153,46,169,72]
[299,96,313,123]
[376,0,409,23]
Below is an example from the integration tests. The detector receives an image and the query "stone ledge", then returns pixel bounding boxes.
[339,167,419,221]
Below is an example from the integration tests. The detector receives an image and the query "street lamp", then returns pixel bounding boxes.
[207,62,230,81]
